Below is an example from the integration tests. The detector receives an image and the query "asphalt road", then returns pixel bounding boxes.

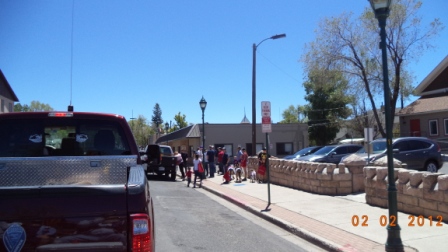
[148,175,325,252]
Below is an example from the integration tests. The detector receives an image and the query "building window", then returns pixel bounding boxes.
[429,120,438,136]
[1,99,4,112]
[245,143,264,156]
[276,142,293,155]
[444,119,448,135]
[9,103,13,112]
[215,144,233,159]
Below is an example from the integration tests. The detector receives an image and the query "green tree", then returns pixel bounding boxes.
[279,105,298,123]
[129,115,153,147]
[297,105,307,123]
[303,69,353,146]
[14,103,30,112]
[30,101,53,111]
[301,0,443,137]
[14,101,52,112]
[169,112,188,132]
[151,103,163,132]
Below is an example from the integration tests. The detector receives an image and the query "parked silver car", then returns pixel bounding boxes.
[296,144,363,164]
[283,146,322,160]
[341,137,443,172]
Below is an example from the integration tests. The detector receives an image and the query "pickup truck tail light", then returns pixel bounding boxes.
[130,213,152,252]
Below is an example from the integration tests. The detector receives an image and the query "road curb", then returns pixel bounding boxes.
[201,184,342,252]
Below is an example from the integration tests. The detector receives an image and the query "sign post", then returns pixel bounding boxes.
[261,101,272,211]
[364,128,373,164]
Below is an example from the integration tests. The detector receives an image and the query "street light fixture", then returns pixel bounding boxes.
[368,1,403,251]
[251,33,286,156]
[164,122,169,145]
[199,96,207,178]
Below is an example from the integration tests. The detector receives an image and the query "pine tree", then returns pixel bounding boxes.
[151,103,163,131]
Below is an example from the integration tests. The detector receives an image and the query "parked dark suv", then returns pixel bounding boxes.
[296,144,363,164]
[368,137,443,172]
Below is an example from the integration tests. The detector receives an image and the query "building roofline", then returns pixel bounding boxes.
[0,69,19,102]
[414,55,448,95]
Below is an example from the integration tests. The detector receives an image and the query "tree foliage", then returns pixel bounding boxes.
[303,69,353,146]
[301,0,443,138]
[151,103,163,130]
[14,101,53,112]
[169,112,188,132]
[129,115,153,147]
[279,105,298,123]
[14,103,30,112]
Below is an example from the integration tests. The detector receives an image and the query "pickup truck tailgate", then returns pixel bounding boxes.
[0,156,135,252]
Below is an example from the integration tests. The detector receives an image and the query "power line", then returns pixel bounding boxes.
[257,50,301,84]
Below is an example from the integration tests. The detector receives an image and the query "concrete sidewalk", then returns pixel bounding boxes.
[182,172,448,252]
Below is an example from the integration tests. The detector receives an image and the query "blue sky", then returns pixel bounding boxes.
[1,1,447,126]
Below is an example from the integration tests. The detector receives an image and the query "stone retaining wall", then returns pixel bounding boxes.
[247,157,363,195]
[365,166,448,221]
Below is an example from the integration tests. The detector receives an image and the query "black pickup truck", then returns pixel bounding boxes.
[0,111,155,252]
[141,144,177,181]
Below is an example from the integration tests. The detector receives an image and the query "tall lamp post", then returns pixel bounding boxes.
[251,33,286,156]
[369,1,403,251]
[164,122,169,145]
[199,96,207,178]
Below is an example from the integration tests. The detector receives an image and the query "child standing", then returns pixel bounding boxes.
[186,167,193,187]
[250,170,256,183]
[193,154,203,188]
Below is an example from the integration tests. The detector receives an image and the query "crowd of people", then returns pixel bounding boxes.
[175,145,272,187]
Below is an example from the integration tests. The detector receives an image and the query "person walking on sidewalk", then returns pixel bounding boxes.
[180,151,188,180]
[222,147,229,175]
[186,167,193,187]
[241,148,248,181]
[206,145,216,178]
[236,146,243,168]
[217,147,224,175]
[192,154,203,188]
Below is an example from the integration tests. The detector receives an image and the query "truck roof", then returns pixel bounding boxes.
[0,111,126,120]
[0,111,140,159]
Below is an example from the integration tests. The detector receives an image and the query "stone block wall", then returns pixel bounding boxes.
[365,166,448,221]
[247,157,359,195]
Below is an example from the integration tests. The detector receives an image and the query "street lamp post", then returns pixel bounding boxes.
[164,122,169,145]
[199,96,207,178]
[369,1,403,251]
[251,33,286,156]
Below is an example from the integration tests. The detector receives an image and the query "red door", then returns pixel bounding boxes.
[410,119,421,136]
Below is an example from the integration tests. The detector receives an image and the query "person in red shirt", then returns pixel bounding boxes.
[186,167,193,187]
[217,147,224,175]
[222,170,231,184]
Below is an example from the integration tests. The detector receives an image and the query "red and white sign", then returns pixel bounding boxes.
[261,101,272,133]
[261,101,271,117]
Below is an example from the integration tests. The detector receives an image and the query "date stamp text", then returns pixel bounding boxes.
[351,215,444,227]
